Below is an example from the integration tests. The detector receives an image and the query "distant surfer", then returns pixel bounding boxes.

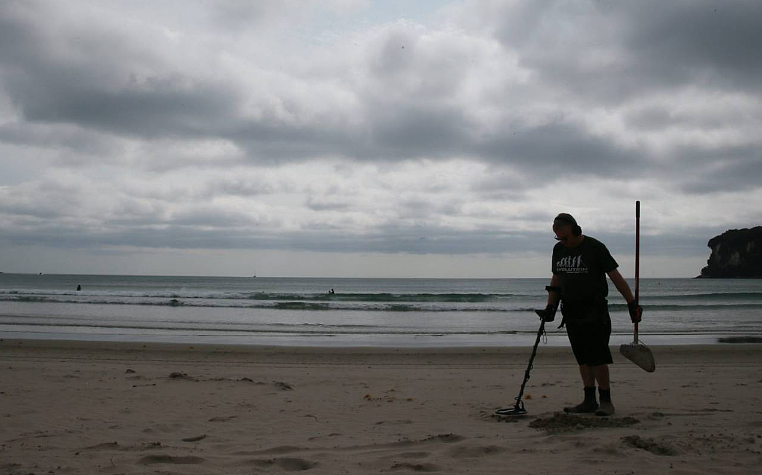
[537,213,642,416]
[77,285,82,291]
[329,289,335,295]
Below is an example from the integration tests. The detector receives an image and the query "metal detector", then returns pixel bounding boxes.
[495,289,560,417]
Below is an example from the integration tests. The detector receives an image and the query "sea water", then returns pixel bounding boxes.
[1,274,761,346]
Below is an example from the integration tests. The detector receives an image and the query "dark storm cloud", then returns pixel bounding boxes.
[0,41,239,140]
[477,121,642,174]
[644,143,762,194]
[0,0,647,177]
[16,79,239,140]
[619,1,762,91]
[484,0,762,101]
[0,122,117,156]
[2,0,757,184]
[0,212,712,259]
[679,151,762,194]
[0,218,548,255]
[364,102,472,159]
[0,2,238,139]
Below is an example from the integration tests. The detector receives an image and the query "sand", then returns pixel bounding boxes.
[1,339,761,474]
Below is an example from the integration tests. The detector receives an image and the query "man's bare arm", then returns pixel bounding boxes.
[608,269,642,322]
[546,274,561,307]
[607,269,635,303]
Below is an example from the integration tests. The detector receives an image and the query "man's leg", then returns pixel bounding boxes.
[591,364,615,416]
[591,364,609,390]
[564,365,598,413]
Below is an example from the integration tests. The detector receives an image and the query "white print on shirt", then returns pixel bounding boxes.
[556,255,589,274]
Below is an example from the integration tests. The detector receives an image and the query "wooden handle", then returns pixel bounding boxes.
[634,201,640,343]
[635,201,640,304]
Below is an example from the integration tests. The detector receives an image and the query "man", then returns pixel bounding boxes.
[538,213,642,416]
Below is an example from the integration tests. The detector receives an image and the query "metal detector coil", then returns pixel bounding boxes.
[496,288,560,417]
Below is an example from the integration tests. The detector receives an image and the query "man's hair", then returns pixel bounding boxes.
[553,213,582,236]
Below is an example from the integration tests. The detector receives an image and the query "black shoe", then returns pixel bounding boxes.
[563,401,598,413]
[595,400,615,416]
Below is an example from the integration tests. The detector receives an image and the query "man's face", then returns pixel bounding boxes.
[554,225,575,247]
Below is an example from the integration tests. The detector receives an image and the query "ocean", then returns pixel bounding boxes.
[1,274,761,347]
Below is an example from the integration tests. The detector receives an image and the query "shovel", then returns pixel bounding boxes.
[620,201,656,372]
[621,323,655,372]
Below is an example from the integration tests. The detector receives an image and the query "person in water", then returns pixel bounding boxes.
[537,213,642,416]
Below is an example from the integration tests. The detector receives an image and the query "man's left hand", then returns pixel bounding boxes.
[628,301,643,323]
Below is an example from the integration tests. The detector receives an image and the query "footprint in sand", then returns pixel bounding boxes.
[138,454,207,465]
[143,423,184,434]
[422,434,464,443]
[447,444,505,459]
[168,372,196,381]
[245,457,317,471]
[395,452,431,459]
[82,441,119,450]
[208,415,237,422]
[387,462,441,472]
[273,381,294,391]
[621,435,678,456]
[529,413,640,432]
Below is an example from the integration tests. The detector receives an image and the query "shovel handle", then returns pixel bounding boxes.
[635,201,640,303]
[634,201,640,344]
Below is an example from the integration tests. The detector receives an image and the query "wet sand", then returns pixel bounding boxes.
[1,339,761,474]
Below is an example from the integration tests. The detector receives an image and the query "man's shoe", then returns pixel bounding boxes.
[563,401,598,413]
[595,400,615,416]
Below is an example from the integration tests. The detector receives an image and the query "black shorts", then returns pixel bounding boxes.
[562,301,613,366]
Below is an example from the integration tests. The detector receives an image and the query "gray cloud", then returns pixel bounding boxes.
[619,1,762,91]
[1,0,761,276]
[470,0,762,100]
[679,151,762,194]
[2,1,757,181]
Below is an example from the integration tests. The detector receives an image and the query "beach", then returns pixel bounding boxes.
[2,340,761,474]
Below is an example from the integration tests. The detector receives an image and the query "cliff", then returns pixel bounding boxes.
[699,226,762,278]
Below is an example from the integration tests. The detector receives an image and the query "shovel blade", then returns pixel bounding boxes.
[619,342,656,372]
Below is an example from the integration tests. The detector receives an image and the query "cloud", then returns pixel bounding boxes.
[1,0,761,276]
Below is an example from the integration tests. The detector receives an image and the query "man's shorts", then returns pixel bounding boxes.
[562,301,613,366]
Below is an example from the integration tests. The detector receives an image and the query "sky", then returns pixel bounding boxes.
[1,0,761,278]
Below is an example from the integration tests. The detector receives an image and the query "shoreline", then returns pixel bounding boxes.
[2,330,761,348]
[3,337,762,364]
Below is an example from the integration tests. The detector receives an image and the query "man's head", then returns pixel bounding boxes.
[553,213,583,246]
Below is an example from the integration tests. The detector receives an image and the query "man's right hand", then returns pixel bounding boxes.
[536,304,556,322]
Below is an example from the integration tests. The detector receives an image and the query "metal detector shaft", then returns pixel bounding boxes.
[512,318,546,407]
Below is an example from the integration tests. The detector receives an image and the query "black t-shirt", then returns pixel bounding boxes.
[552,236,618,302]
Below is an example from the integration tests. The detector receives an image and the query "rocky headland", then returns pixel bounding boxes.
[699,226,762,278]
